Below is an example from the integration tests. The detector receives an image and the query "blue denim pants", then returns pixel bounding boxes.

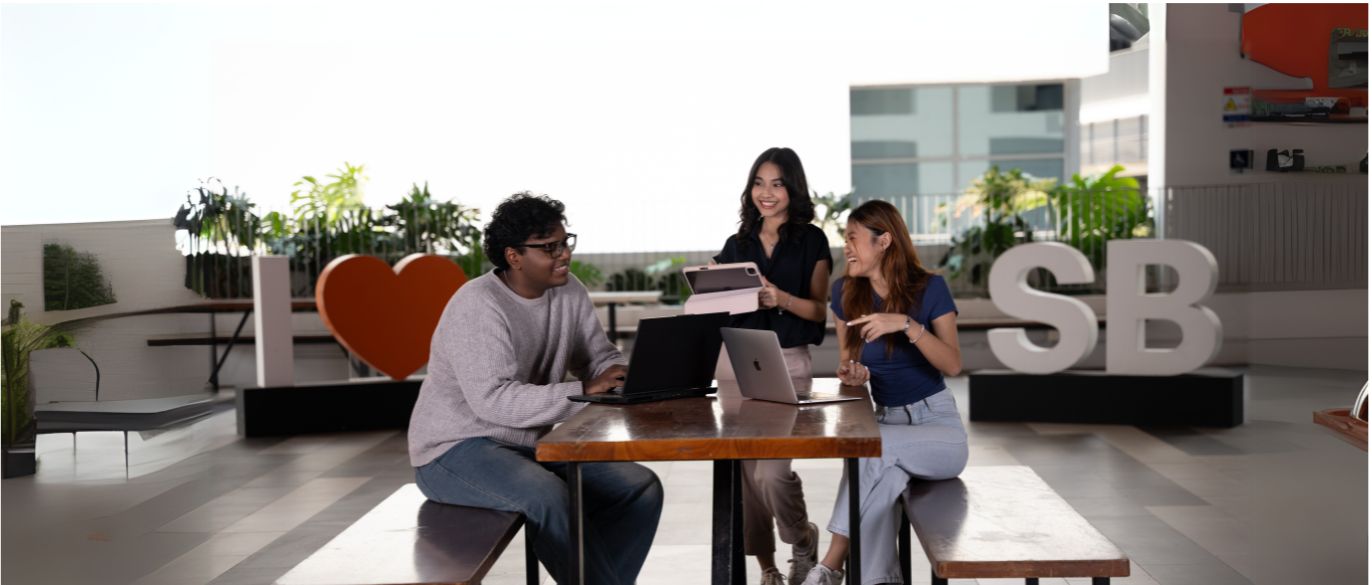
[416,437,664,585]
[826,389,969,585]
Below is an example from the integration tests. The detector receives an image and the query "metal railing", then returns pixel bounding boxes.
[176,181,1366,299]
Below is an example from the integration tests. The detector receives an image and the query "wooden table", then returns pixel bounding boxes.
[536,379,881,585]
[1314,408,1368,450]
[587,290,663,344]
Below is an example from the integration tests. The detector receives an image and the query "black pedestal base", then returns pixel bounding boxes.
[238,378,422,437]
[2,443,36,479]
[969,369,1244,427]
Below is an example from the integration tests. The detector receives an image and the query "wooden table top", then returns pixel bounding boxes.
[275,484,523,585]
[537,378,881,463]
[904,465,1129,579]
[1314,408,1368,451]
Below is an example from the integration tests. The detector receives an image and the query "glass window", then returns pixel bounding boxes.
[851,88,915,115]
[853,163,917,198]
[958,84,1066,157]
[851,87,953,159]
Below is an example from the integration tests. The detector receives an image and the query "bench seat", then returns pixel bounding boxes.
[902,465,1129,584]
[276,484,536,585]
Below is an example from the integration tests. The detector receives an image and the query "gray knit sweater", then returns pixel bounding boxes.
[408,271,624,467]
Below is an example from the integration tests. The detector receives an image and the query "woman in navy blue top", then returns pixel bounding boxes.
[798,200,969,585]
[714,147,831,585]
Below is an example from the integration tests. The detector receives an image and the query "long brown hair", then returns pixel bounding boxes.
[841,200,931,358]
[735,147,816,245]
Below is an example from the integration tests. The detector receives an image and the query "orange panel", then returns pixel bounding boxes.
[316,254,469,380]
[1242,4,1368,92]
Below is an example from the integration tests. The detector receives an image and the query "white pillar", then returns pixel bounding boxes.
[252,256,294,387]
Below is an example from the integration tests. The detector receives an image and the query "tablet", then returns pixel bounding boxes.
[682,262,764,295]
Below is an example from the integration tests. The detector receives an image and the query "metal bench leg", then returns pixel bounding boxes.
[524,523,538,585]
[931,568,947,585]
[898,499,911,585]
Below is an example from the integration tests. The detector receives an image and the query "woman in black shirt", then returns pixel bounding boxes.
[713,147,833,585]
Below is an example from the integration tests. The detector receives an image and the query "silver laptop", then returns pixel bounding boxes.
[720,328,862,405]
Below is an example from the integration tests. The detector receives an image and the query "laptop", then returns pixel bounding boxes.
[569,312,730,405]
[720,328,863,405]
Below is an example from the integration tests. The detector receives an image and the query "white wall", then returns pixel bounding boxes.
[1164,4,1368,186]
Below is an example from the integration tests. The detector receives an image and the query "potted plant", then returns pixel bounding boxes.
[2,300,74,478]
[937,167,1054,296]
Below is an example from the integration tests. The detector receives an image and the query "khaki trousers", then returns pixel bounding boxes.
[735,346,814,555]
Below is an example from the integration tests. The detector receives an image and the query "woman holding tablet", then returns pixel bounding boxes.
[798,200,968,585]
[713,147,832,585]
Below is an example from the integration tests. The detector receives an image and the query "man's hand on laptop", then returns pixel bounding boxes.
[585,365,629,395]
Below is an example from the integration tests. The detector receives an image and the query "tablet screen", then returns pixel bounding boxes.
[683,263,763,294]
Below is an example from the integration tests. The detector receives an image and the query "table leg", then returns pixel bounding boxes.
[931,568,947,585]
[568,462,584,585]
[524,522,539,585]
[711,460,744,585]
[607,303,618,345]
[898,499,911,584]
[847,457,861,585]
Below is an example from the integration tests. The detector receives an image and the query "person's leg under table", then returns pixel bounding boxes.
[414,438,619,585]
[577,460,664,583]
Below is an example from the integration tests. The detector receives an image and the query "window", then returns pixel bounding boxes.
[850,82,1072,238]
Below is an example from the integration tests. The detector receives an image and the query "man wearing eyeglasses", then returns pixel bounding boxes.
[408,192,663,585]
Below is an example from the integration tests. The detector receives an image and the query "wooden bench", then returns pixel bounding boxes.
[276,484,538,585]
[899,466,1129,584]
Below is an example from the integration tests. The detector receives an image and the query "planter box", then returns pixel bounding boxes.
[2,443,36,479]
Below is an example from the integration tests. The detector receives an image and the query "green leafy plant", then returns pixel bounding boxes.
[813,191,853,239]
[570,260,604,288]
[43,243,117,311]
[605,256,691,303]
[172,180,262,298]
[289,162,367,229]
[938,167,1055,296]
[175,169,488,298]
[2,300,74,446]
[1049,165,1151,269]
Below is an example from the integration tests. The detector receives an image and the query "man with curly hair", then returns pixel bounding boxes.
[408,192,663,584]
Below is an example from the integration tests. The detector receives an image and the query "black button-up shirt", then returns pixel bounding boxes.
[712,223,834,348]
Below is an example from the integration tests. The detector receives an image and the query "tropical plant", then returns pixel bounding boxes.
[172,180,262,298]
[604,256,691,303]
[812,190,853,240]
[570,260,604,289]
[43,243,117,311]
[175,169,489,298]
[386,183,483,256]
[289,162,367,229]
[1049,165,1151,269]
[2,300,74,446]
[938,167,1055,295]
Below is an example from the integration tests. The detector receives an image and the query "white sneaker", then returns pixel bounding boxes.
[798,564,844,585]
[787,522,819,585]
[760,567,786,585]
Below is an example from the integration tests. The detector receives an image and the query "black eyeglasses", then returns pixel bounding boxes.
[513,233,577,256]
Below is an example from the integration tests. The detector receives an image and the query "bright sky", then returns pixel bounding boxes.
[1,1,1106,252]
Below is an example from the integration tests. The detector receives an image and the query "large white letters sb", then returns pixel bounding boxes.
[1105,240,1221,375]
[987,243,1097,374]
[987,240,1221,375]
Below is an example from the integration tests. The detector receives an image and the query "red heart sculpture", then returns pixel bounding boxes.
[316,254,468,380]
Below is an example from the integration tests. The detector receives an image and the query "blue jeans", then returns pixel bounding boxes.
[416,437,664,585]
[827,389,969,585]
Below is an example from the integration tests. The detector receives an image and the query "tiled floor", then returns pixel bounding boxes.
[2,365,1367,585]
